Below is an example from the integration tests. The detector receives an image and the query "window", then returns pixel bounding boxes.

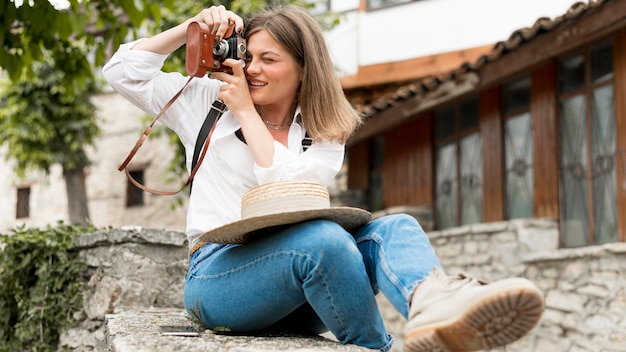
[16,187,31,219]
[557,41,616,247]
[368,0,415,10]
[435,97,483,229]
[503,76,533,219]
[126,170,145,207]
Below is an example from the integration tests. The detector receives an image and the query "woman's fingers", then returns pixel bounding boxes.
[211,59,246,82]
[227,58,246,77]
[195,6,243,41]
[216,12,243,39]
[214,60,251,110]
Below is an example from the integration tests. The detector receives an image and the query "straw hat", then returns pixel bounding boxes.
[198,181,372,244]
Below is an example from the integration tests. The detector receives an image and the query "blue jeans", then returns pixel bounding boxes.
[184,214,441,352]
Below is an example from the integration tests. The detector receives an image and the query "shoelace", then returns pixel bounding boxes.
[441,272,488,292]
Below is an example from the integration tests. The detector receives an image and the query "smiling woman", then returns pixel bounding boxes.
[243,30,302,126]
[102,5,544,352]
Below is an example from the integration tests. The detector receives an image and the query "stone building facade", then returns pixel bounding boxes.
[0,90,188,235]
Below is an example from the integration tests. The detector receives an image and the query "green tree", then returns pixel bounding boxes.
[1,0,171,83]
[0,0,172,225]
[0,59,98,225]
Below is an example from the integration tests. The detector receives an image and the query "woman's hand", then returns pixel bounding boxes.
[192,6,252,118]
[213,59,276,168]
[211,59,256,119]
[191,5,244,42]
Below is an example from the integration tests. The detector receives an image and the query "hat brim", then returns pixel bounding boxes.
[199,207,372,244]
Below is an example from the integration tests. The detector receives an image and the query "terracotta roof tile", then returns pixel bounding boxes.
[355,0,612,116]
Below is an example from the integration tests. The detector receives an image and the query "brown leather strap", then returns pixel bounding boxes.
[190,240,209,256]
[119,76,194,172]
[119,76,224,195]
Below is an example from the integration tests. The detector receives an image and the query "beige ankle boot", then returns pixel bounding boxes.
[404,267,544,352]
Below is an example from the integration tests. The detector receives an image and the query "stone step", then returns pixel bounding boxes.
[105,308,374,352]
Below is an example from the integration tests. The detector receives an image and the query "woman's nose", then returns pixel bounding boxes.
[245,59,259,74]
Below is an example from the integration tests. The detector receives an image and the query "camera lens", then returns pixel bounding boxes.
[213,40,229,60]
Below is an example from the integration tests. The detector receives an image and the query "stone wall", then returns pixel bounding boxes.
[60,226,189,351]
[61,220,626,352]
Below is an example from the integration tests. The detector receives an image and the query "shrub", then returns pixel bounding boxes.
[0,221,93,352]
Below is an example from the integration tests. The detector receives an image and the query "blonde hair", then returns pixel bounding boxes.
[245,6,363,144]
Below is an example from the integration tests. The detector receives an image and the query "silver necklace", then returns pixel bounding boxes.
[264,120,291,130]
[259,107,291,130]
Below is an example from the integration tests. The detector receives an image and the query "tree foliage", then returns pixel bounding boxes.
[0,0,173,84]
[1,0,337,83]
[0,60,98,177]
[0,0,175,223]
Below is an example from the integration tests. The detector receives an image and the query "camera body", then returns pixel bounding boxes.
[186,21,247,77]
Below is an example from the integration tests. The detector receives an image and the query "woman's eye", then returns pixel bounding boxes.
[244,56,275,63]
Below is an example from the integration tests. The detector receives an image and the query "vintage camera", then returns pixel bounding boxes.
[186,21,247,77]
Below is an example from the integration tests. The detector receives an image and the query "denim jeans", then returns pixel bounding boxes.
[184,214,441,352]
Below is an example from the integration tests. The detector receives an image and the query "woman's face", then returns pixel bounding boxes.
[245,29,302,108]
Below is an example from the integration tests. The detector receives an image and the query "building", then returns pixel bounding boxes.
[0,87,188,234]
[2,0,622,248]
[334,0,626,248]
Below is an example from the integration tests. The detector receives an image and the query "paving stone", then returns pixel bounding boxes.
[105,308,374,352]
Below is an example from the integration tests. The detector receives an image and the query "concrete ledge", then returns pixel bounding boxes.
[105,308,373,352]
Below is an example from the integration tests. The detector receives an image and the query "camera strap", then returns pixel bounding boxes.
[119,76,226,196]
[235,128,312,152]
[189,99,227,191]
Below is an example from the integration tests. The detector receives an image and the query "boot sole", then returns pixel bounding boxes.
[404,284,544,352]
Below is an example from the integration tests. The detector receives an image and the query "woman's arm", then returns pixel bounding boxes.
[130,5,274,167]
[132,6,244,55]
[254,138,346,187]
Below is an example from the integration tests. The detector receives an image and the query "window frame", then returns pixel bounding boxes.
[434,96,483,229]
[16,186,31,219]
[557,40,617,247]
[502,75,534,220]
[126,169,145,208]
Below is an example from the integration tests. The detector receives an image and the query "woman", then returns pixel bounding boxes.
[103,5,544,352]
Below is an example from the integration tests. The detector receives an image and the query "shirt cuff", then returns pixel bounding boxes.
[253,141,305,184]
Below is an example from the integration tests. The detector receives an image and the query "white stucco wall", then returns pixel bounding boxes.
[326,0,582,75]
[0,145,19,230]
[0,147,71,232]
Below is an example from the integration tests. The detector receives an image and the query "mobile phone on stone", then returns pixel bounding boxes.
[159,325,201,337]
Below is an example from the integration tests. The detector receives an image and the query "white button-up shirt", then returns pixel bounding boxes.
[103,40,345,248]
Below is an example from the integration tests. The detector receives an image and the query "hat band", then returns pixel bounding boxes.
[242,195,330,219]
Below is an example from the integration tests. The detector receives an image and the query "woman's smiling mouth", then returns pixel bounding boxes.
[249,80,267,87]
